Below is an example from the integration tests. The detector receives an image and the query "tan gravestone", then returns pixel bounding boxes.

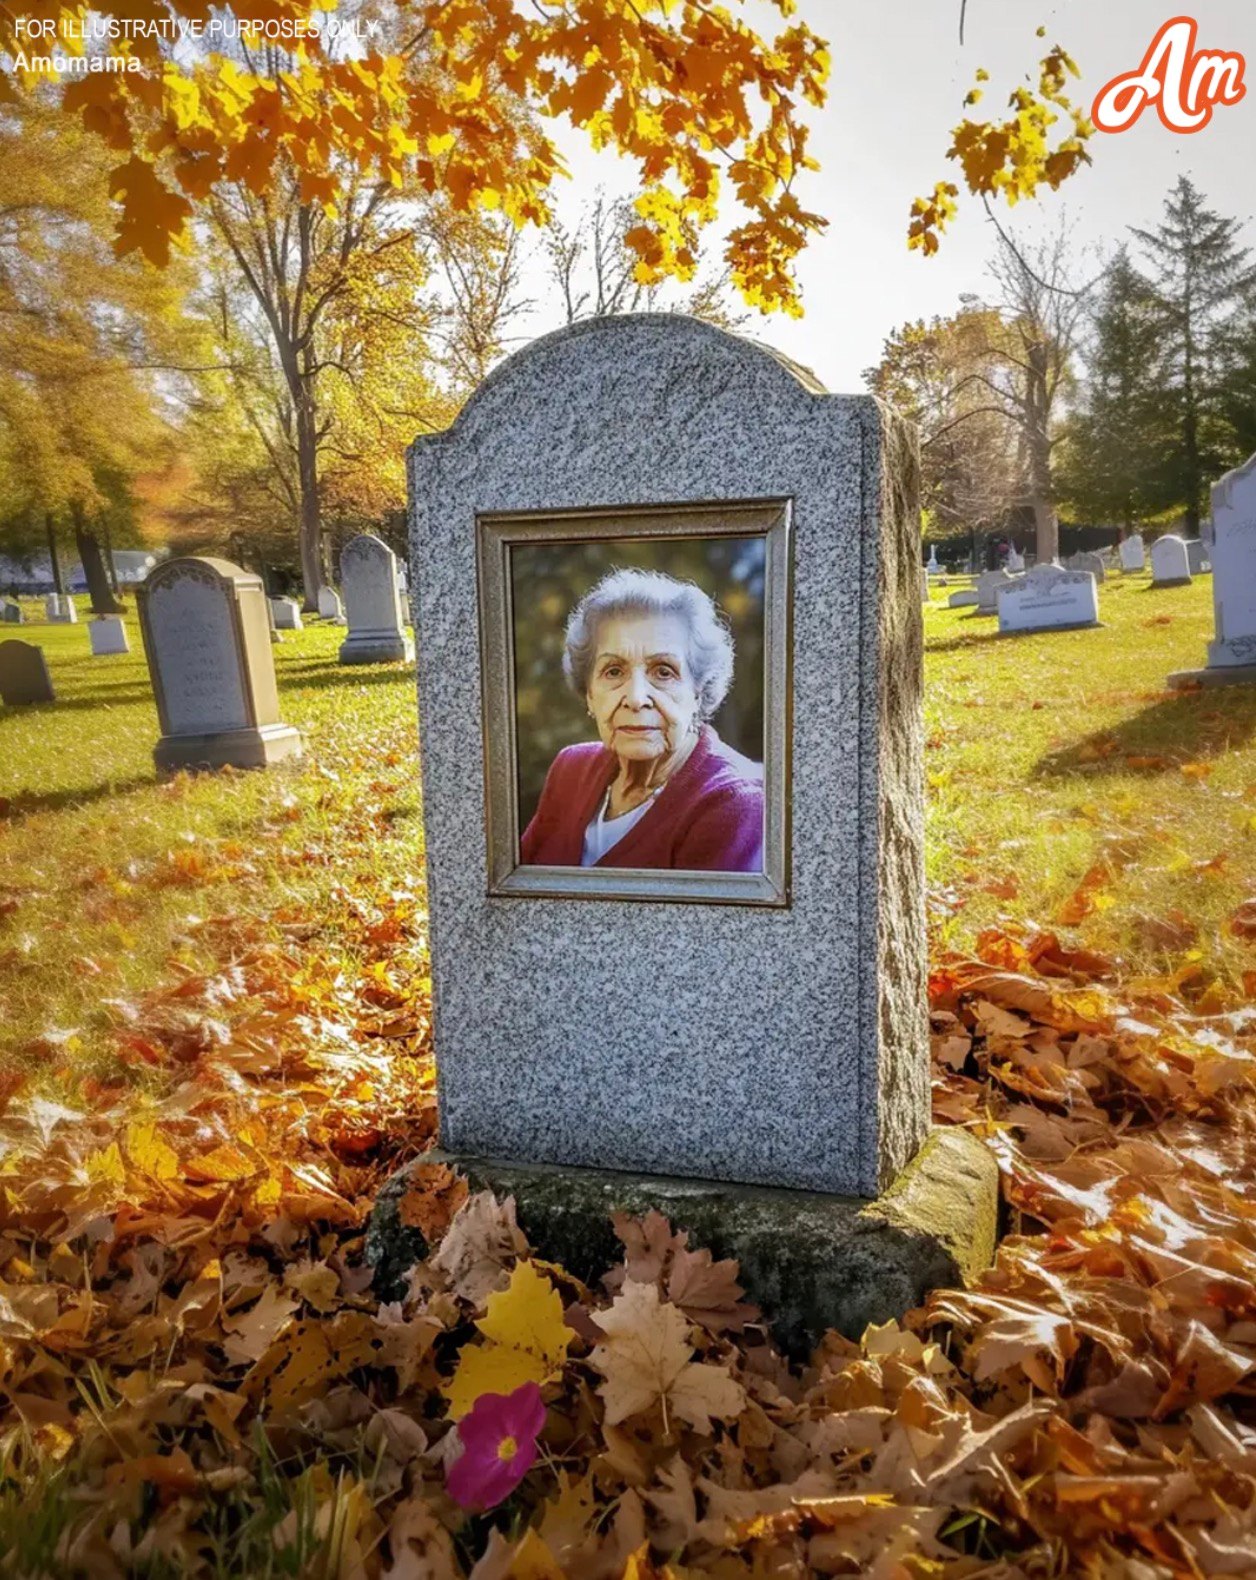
[0,639,54,705]
[137,557,302,771]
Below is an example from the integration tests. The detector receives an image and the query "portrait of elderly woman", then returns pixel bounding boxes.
[519,568,764,872]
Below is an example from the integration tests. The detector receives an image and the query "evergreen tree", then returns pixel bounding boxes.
[1059,248,1163,530]
[1131,177,1256,531]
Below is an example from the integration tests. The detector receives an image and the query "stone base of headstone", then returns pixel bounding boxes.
[1168,663,1256,690]
[154,722,303,774]
[1151,577,1192,590]
[338,633,414,665]
[366,1130,998,1360]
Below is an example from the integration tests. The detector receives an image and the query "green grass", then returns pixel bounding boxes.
[0,610,426,1081]
[924,572,1256,992]
[2,574,1254,1083]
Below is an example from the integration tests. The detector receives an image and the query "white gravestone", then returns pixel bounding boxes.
[88,616,129,655]
[317,585,344,622]
[948,589,978,608]
[1006,544,1025,572]
[977,568,1019,614]
[1183,538,1211,575]
[926,545,940,573]
[45,594,78,624]
[270,596,303,631]
[137,557,302,771]
[1170,452,1256,687]
[997,564,1100,634]
[1119,534,1146,572]
[1066,551,1106,583]
[338,534,413,664]
[1151,534,1192,587]
[921,568,931,602]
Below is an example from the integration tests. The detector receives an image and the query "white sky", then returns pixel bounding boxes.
[513,0,1256,392]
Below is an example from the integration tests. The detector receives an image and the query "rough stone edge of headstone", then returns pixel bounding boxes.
[364,1129,998,1360]
[865,398,930,1196]
[1167,664,1256,690]
[1149,578,1192,590]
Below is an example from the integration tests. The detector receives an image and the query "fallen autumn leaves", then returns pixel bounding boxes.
[2,907,1256,1575]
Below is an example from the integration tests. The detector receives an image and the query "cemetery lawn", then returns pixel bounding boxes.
[2,585,1256,1575]
[925,573,1256,1003]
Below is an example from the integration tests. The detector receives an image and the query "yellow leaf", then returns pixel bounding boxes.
[85,1143,126,1187]
[445,1261,569,1419]
[124,1120,179,1181]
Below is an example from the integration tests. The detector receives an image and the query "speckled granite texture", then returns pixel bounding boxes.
[407,315,928,1197]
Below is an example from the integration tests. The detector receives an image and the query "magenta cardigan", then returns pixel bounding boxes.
[519,726,764,872]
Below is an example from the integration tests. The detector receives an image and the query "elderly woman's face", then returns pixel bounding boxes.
[586,613,700,762]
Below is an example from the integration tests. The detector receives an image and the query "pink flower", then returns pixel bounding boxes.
[446,1382,546,1511]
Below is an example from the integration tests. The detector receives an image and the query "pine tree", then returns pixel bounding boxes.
[1131,177,1256,531]
[1059,248,1163,530]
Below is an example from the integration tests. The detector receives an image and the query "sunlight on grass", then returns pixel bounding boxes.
[0,614,425,1083]
[924,574,1256,995]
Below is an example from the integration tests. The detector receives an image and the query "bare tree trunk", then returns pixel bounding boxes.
[101,518,120,596]
[72,505,123,615]
[296,396,322,610]
[46,514,64,596]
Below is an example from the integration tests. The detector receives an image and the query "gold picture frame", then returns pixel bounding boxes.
[476,498,792,906]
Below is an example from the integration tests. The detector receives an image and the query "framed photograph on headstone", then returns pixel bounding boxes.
[476,499,791,906]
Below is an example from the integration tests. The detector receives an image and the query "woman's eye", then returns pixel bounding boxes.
[653,665,677,680]
[602,665,622,680]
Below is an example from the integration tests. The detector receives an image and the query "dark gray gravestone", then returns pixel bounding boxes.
[0,640,54,705]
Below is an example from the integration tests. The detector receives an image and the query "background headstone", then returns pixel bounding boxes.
[2,599,22,624]
[88,616,130,656]
[339,534,413,664]
[270,596,303,631]
[1183,538,1211,575]
[45,594,78,624]
[997,564,1100,634]
[0,639,54,705]
[948,589,979,608]
[921,568,931,602]
[1065,551,1106,583]
[317,585,344,622]
[408,314,929,1198]
[1006,544,1025,572]
[1169,451,1256,687]
[977,568,1018,614]
[1119,534,1146,572]
[1151,535,1192,586]
[137,557,302,771]
[926,545,940,573]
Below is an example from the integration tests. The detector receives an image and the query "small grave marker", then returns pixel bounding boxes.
[0,639,54,705]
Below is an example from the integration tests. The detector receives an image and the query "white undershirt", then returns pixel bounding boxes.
[580,788,661,867]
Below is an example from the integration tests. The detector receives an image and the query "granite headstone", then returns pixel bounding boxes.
[137,557,302,771]
[1183,538,1211,575]
[45,594,78,624]
[997,563,1100,633]
[270,596,303,631]
[338,535,413,664]
[1065,551,1106,584]
[406,314,930,1199]
[1119,534,1146,572]
[2,599,22,624]
[977,568,1019,614]
[1170,451,1256,687]
[0,639,54,705]
[88,615,129,656]
[1151,535,1192,586]
[317,586,345,622]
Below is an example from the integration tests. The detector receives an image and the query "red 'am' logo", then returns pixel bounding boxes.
[1092,15,1245,133]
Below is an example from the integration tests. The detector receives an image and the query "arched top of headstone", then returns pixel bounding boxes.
[1212,449,1256,519]
[410,313,830,458]
[145,556,259,593]
[342,533,395,563]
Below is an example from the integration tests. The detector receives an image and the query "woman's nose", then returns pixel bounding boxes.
[625,667,651,706]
